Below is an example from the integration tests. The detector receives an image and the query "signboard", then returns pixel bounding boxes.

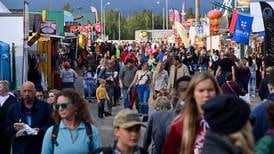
[40,21,57,35]
[232,14,253,44]
[236,0,250,8]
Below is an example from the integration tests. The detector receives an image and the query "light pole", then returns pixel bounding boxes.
[118,11,121,40]
[152,12,154,30]
[156,1,165,30]
[100,0,103,39]
[166,0,168,29]
[103,1,111,40]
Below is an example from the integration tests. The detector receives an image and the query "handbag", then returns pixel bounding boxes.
[226,81,238,97]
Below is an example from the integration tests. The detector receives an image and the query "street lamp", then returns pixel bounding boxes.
[156,1,165,30]
[166,0,168,29]
[103,2,111,40]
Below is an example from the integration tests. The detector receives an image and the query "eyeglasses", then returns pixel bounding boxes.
[53,102,73,110]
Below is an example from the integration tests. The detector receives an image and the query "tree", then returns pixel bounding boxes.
[185,8,194,19]
[63,3,71,12]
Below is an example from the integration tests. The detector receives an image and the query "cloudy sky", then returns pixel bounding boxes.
[2,0,223,15]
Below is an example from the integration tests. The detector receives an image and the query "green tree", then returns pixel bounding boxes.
[104,9,164,40]
[63,3,71,12]
[185,8,194,19]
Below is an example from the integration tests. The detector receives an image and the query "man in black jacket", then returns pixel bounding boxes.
[0,80,17,154]
[5,81,53,154]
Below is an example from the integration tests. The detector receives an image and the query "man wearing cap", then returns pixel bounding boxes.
[119,59,137,108]
[92,109,148,154]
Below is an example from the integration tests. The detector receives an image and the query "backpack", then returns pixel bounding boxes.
[51,122,93,152]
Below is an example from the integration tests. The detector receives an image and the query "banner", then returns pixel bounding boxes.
[229,10,239,33]
[232,14,253,44]
[260,1,274,66]
[174,22,189,48]
[174,9,181,23]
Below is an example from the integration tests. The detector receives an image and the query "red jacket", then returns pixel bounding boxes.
[163,117,207,154]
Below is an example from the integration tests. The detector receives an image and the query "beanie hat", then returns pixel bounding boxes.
[202,95,250,135]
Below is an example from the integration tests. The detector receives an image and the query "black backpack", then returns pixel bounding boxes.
[51,122,93,152]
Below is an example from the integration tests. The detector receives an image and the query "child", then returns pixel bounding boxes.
[96,79,109,118]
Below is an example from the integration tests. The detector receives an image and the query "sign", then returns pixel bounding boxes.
[229,10,239,33]
[260,1,274,66]
[232,14,253,44]
[40,21,57,35]
[236,0,250,8]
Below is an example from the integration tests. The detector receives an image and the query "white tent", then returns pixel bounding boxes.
[0,1,11,13]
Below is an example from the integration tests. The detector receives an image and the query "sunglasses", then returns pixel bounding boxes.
[53,102,73,110]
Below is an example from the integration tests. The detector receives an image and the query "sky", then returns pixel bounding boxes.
[1,0,222,15]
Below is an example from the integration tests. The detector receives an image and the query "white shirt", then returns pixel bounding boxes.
[0,95,10,107]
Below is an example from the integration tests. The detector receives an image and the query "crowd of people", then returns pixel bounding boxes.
[0,40,274,154]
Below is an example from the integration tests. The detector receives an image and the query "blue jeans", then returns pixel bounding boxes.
[192,64,198,72]
[136,84,150,115]
[249,75,256,96]
[201,64,208,72]
[123,87,133,108]
[85,80,95,99]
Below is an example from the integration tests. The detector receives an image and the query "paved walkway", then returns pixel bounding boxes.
[77,76,263,147]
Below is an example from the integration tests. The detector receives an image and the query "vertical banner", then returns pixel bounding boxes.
[229,10,239,33]
[232,14,253,44]
[260,1,274,66]
[174,9,181,23]
[87,21,91,48]
[23,1,29,84]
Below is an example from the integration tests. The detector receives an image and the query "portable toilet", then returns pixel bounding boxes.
[0,41,11,82]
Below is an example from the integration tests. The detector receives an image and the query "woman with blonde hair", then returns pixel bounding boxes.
[201,95,254,154]
[163,72,222,154]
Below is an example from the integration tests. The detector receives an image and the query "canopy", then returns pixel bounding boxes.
[0,1,11,13]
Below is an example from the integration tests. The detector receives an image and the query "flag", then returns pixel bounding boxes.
[229,10,239,33]
[181,1,186,22]
[232,14,253,44]
[90,6,98,23]
[174,22,189,48]
[23,1,29,84]
[174,9,181,23]
[260,1,274,66]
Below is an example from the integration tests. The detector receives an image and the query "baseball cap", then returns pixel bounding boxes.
[113,109,146,128]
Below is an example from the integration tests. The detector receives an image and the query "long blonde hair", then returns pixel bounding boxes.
[228,122,254,154]
[180,72,222,154]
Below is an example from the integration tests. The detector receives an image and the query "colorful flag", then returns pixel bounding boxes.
[229,10,239,33]
[260,1,274,66]
[181,1,186,22]
[232,14,253,44]
[174,9,181,23]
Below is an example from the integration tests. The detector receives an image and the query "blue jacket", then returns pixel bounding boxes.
[5,99,53,154]
[251,93,274,142]
[42,121,101,154]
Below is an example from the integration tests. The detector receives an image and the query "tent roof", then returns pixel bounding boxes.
[0,1,11,13]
